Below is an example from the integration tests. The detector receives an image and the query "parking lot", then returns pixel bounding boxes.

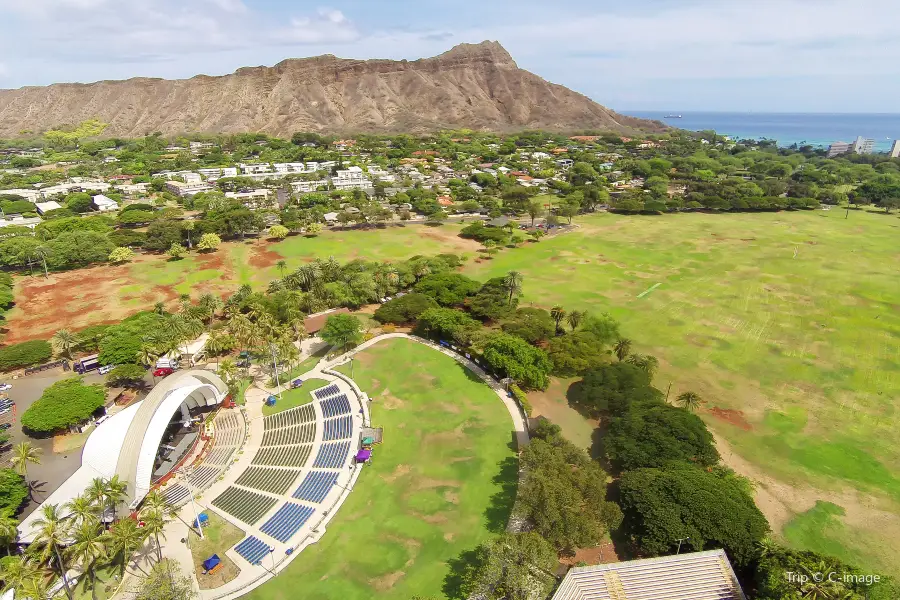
[1,367,106,518]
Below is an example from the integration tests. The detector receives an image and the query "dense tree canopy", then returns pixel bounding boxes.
[569,362,661,417]
[373,293,438,325]
[21,377,106,433]
[0,469,28,514]
[468,277,517,322]
[414,272,482,306]
[320,314,363,351]
[482,332,552,390]
[458,532,558,600]
[500,307,554,345]
[414,307,481,344]
[0,340,52,371]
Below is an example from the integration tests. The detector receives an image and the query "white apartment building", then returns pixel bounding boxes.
[273,162,319,174]
[331,166,372,191]
[151,170,202,184]
[198,167,238,179]
[38,181,111,198]
[0,216,41,230]
[0,188,40,202]
[827,141,852,158]
[116,183,150,196]
[166,181,212,197]
[92,194,119,212]
[852,136,875,155]
[239,163,273,175]
[891,140,900,158]
[225,189,271,207]
[190,142,215,153]
[291,180,329,193]
[367,166,390,178]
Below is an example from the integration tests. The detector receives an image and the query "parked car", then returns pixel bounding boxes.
[290,379,304,389]
[98,365,115,375]
[153,367,175,377]
[0,423,11,431]
[0,399,13,408]
[0,383,11,392]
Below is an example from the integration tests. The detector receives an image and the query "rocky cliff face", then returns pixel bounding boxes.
[0,41,665,137]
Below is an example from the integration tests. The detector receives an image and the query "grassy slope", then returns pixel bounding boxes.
[261,378,329,416]
[247,338,517,600]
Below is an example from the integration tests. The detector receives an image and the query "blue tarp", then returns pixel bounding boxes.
[194,513,209,528]
[203,554,221,571]
[266,395,277,406]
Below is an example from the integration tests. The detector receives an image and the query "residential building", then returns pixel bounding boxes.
[92,194,119,212]
[166,181,212,197]
[291,179,329,193]
[552,550,745,600]
[827,141,852,158]
[151,170,202,184]
[274,162,318,174]
[35,201,63,215]
[239,163,273,175]
[891,140,900,158]
[116,183,150,196]
[225,189,271,207]
[556,158,574,169]
[331,166,372,191]
[852,136,875,155]
[189,142,215,153]
[38,181,111,198]
[0,215,41,230]
[0,188,40,202]
[197,167,238,179]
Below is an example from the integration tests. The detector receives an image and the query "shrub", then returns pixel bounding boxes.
[196,233,222,252]
[414,272,481,306]
[0,340,53,371]
[381,323,396,334]
[105,364,147,387]
[373,293,439,324]
[108,229,147,248]
[508,383,531,417]
[109,247,135,264]
[268,225,289,240]
[21,377,106,433]
[0,469,27,514]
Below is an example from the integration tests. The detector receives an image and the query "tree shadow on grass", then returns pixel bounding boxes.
[442,547,481,600]
[484,455,519,534]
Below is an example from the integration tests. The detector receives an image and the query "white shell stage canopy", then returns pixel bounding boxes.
[18,370,227,543]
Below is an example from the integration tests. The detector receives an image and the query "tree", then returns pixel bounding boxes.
[550,305,566,335]
[0,555,46,595]
[566,309,584,331]
[66,493,98,526]
[305,222,323,237]
[619,463,769,567]
[31,504,75,600]
[414,307,481,344]
[167,243,186,260]
[461,533,558,600]
[132,560,195,600]
[21,377,106,434]
[68,520,108,600]
[269,225,289,240]
[482,332,552,390]
[547,331,610,376]
[501,271,523,306]
[614,338,632,361]
[276,259,288,279]
[105,364,147,387]
[626,353,659,377]
[108,246,135,264]
[469,278,517,321]
[11,442,41,494]
[414,272,481,306]
[196,233,221,252]
[140,490,175,563]
[108,517,145,578]
[0,340,53,371]
[676,391,702,412]
[51,329,80,360]
[500,308,555,345]
[569,362,661,417]
[320,314,363,352]
[373,293,438,325]
[526,199,544,227]
[0,469,28,515]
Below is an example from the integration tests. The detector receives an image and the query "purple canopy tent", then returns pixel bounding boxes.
[355,448,372,463]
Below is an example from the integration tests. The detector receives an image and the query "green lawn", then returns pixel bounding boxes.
[187,511,245,590]
[269,346,331,386]
[463,209,900,573]
[73,564,119,600]
[262,378,329,416]
[247,338,518,600]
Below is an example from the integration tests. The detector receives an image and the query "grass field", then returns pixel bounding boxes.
[247,338,518,600]
[187,511,245,589]
[261,378,328,416]
[463,209,900,574]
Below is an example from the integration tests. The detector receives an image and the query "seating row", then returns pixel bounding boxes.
[314,384,340,399]
[212,486,277,525]
[313,441,351,469]
[235,467,301,495]
[162,484,190,505]
[187,465,220,490]
[292,470,339,504]
[259,502,316,543]
[234,536,271,565]
[320,394,351,419]
[263,404,316,431]
[322,415,353,441]
[252,444,313,468]
[261,423,316,447]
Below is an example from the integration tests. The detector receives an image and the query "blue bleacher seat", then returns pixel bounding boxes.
[293,471,339,503]
[322,415,352,441]
[320,394,351,418]
[314,384,340,399]
[234,536,271,565]
[313,441,351,468]
[259,503,316,543]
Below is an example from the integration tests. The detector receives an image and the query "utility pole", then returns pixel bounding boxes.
[676,537,690,554]
[270,343,282,398]
[182,470,204,540]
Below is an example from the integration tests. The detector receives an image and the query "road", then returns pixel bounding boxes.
[1,367,106,518]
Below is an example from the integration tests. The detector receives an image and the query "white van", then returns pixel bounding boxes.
[98,365,114,375]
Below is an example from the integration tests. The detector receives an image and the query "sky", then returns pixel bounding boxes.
[0,0,896,113]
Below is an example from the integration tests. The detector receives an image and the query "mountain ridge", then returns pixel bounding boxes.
[0,41,665,137]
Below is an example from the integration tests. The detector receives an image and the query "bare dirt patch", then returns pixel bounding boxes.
[707,407,753,431]
[439,402,461,414]
[559,542,620,566]
[380,388,405,410]
[369,571,405,592]
[380,464,411,484]
[248,242,282,270]
[416,226,482,253]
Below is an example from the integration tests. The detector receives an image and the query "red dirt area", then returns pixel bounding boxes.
[559,542,620,567]
[707,406,753,431]
[248,242,282,270]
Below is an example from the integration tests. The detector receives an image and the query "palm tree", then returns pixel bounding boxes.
[51,329,79,360]
[11,441,41,496]
[68,520,108,600]
[0,512,19,552]
[108,518,146,578]
[550,305,567,335]
[153,301,166,316]
[218,358,238,386]
[20,573,53,600]
[138,345,161,369]
[676,391,703,412]
[566,310,584,331]
[66,493,98,526]
[626,353,659,377]
[31,504,75,600]
[140,511,167,563]
[502,271,523,306]
[32,246,50,278]
[104,476,128,523]
[0,555,45,593]
[276,260,287,279]
[86,478,108,516]
[198,293,223,328]
[614,338,632,362]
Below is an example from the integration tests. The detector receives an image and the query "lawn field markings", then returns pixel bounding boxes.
[636,282,662,298]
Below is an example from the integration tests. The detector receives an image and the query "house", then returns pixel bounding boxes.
[166,181,212,197]
[291,180,329,193]
[556,158,574,169]
[0,216,41,230]
[437,196,454,207]
[35,201,63,215]
[239,163,273,175]
[0,188,40,202]
[225,189,271,207]
[116,183,150,196]
[552,550,745,600]
[274,162,311,174]
[331,166,372,192]
[197,167,238,180]
[92,194,119,212]
[102,156,119,164]
[323,212,339,223]
[189,142,215,153]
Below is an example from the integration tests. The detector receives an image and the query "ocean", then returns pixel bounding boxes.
[625,111,900,152]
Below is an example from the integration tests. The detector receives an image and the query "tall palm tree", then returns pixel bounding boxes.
[276,260,287,279]
[676,391,703,412]
[218,358,238,386]
[0,555,45,593]
[11,441,41,496]
[31,504,75,600]
[108,518,146,578]
[566,310,584,331]
[153,301,166,316]
[614,338,632,362]
[66,493,98,526]
[67,520,108,600]
[86,478,108,516]
[0,512,19,552]
[51,329,79,360]
[32,246,50,278]
[502,271,524,306]
[198,293,223,329]
[550,305,567,335]
[20,573,53,600]
[626,353,659,377]
[138,345,161,369]
[140,511,167,563]
[104,476,128,523]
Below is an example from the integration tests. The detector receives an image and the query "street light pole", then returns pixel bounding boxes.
[182,470,204,540]
[270,343,282,398]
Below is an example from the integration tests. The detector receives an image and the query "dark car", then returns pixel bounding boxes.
[153,367,175,377]
[290,379,304,389]
[0,423,11,431]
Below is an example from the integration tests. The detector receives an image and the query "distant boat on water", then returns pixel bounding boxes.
[665,114,683,119]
